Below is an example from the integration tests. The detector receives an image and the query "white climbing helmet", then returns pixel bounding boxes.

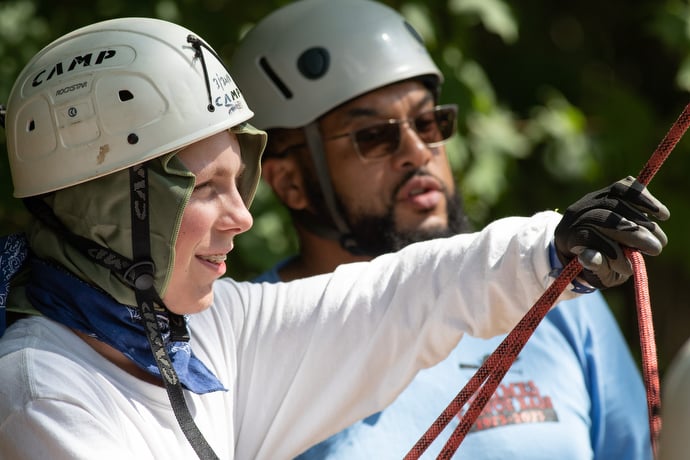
[5,17,262,199]
[230,0,443,130]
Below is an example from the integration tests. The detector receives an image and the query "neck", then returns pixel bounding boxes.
[278,227,371,281]
[73,329,164,387]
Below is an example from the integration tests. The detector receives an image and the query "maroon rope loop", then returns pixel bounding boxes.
[628,249,662,457]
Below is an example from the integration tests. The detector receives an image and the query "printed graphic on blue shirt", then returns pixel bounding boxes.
[458,356,559,432]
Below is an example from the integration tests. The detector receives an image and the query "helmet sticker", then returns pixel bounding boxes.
[24,45,135,98]
[32,50,116,88]
[212,71,246,115]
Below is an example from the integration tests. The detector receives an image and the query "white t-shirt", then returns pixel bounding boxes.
[0,212,571,459]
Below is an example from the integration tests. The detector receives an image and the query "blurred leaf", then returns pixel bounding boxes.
[400,3,437,47]
[448,0,518,43]
[525,91,594,180]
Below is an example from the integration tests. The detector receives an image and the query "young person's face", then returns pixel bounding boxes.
[316,81,467,253]
[164,130,252,314]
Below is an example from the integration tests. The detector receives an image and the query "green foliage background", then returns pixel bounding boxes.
[1,0,689,376]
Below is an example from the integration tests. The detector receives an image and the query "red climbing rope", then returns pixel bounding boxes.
[404,102,690,460]
[628,249,662,458]
[621,101,690,457]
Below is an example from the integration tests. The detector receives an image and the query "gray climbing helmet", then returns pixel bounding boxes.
[230,0,442,130]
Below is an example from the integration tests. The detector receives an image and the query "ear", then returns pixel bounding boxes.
[261,156,310,211]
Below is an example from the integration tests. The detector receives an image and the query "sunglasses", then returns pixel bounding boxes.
[325,104,458,161]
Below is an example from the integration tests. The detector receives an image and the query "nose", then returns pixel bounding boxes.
[392,121,433,170]
[220,191,253,235]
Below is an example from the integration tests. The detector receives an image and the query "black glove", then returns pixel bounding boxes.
[554,176,669,289]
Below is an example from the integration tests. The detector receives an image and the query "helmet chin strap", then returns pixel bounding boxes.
[302,122,363,254]
[127,164,218,460]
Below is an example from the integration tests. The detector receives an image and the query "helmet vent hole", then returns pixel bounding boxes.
[404,21,424,45]
[259,57,293,99]
[297,47,330,80]
[28,120,36,132]
[118,90,134,102]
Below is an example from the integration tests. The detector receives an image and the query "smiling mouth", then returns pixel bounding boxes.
[199,254,227,264]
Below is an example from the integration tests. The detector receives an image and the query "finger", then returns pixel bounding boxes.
[577,205,669,250]
[610,176,670,221]
[641,221,669,248]
[574,246,633,279]
[573,247,603,271]
[565,226,619,259]
[631,185,670,221]
[638,189,670,221]
[597,220,667,256]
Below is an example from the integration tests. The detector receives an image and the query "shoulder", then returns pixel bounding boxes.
[543,291,638,372]
[0,318,117,412]
[546,290,616,329]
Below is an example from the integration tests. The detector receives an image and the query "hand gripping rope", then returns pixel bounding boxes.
[404,102,690,460]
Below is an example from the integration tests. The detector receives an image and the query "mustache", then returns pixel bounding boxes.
[392,168,448,199]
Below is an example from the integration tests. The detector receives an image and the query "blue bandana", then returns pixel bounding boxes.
[0,235,225,394]
[0,233,29,334]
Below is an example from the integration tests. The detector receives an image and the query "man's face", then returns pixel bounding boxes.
[308,80,469,254]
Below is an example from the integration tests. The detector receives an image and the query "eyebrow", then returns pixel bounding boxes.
[339,93,435,122]
[200,158,245,182]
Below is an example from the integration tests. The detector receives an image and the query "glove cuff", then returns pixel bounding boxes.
[548,242,597,294]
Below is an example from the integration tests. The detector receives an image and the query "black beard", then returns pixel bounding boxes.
[300,167,471,256]
[346,187,470,256]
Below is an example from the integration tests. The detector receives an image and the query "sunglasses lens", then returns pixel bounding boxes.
[351,105,457,160]
[437,107,457,139]
[415,107,456,145]
[353,123,401,159]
